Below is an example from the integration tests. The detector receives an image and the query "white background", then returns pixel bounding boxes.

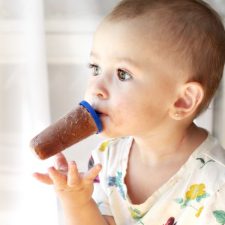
[0,1,224,224]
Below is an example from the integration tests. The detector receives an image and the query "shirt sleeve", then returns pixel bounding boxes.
[92,181,112,216]
[88,142,113,216]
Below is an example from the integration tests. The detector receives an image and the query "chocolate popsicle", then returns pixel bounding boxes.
[30,100,102,160]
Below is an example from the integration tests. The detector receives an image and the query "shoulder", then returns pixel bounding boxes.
[195,134,225,193]
[202,135,225,166]
[199,134,225,175]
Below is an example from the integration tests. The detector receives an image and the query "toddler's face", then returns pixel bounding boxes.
[85,17,184,138]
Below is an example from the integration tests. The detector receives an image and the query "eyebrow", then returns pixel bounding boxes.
[90,51,140,68]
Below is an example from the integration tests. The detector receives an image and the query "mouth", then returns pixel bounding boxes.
[97,111,107,117]
[95,109,107,118]
[90,102,107,117]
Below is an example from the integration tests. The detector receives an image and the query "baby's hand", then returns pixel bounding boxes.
[33,153,69,185]
[33,153,102,208]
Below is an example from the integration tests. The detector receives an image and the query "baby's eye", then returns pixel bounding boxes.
[117,69,132,81]
[89,64,101,76]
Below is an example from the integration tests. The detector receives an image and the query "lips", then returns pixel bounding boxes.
[96,111,107,117]
[88,101,108,117]
[93,107,107,117]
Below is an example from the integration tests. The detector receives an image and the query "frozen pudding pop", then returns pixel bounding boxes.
[30,100,102,160]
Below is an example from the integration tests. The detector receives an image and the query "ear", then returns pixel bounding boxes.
[169,82,204,120]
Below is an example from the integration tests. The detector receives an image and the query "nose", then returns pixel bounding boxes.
[88,76,109,100]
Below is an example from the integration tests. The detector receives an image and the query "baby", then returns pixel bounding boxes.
[34,0,225,224]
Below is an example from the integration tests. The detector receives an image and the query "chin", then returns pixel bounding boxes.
[99,117,126,138]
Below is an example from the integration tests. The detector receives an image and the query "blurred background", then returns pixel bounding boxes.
[0,0,224,224]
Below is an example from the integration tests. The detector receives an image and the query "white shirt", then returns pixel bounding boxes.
[91,134,225,225]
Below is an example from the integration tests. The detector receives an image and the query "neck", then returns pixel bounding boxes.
[131,122,207,166]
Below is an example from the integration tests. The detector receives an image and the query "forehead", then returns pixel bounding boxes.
[92,16,189,81]
[94,17,156,47]
[92,17,160,64]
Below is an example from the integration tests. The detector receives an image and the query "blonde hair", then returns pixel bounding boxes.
[108,0,225,113]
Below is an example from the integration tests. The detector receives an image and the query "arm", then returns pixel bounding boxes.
[61,198,109,225]
[33,153,116,225]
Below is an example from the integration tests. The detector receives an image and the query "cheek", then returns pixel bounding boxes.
[123,100,163,125]
[105,101,130,129]
[110,102,140,126]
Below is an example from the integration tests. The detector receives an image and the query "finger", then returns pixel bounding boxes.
[48,166,67,188]
[33,172,53,185]
[84,164,102,184]
[54,153,68,172]
[67,161,81,187]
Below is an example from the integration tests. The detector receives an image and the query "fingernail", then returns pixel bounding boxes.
[58,165,67,171]
[69,161,76,167]
[48,166,55,172]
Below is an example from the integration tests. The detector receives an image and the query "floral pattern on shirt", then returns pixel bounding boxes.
[175,183,209,217]
[195,206,204,217]
[196,157,215,169]
[213,210,225,225]
[128,207,145,224]
[108,171,126,199]
[185,183,209,201]
[98,140,110,152]
[163,217,177,225]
